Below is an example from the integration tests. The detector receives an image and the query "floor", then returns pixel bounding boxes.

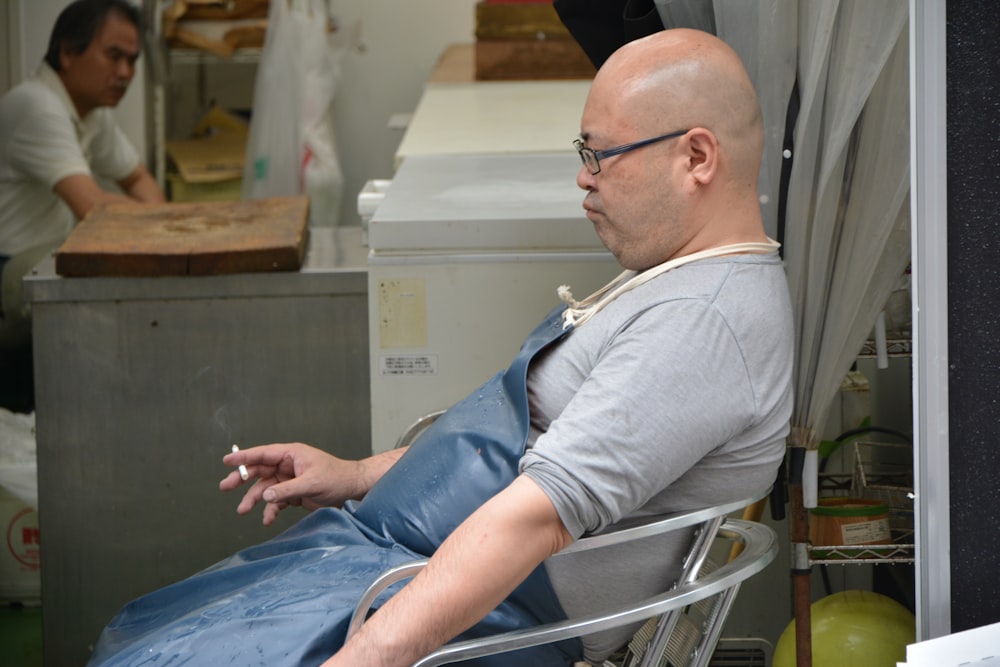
[0,605,43,666]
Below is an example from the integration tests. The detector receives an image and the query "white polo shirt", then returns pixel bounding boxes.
[0,63,139,257]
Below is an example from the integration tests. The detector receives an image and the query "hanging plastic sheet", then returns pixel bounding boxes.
[242,0,344,227]
[0,408,35,509]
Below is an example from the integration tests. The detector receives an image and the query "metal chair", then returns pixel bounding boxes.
[351,411,778,667]
[392,409,447,450]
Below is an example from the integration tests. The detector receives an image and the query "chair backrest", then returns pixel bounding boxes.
[347,494,777,667]
[393,409,447,450]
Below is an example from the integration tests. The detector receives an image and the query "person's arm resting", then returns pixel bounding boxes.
[322,475,573,667]
[53,164,165,221]
[117,163,165,203]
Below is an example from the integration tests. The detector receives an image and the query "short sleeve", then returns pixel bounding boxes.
[520,299,756,537]
[88,119,139,182]
[6,109,92,188]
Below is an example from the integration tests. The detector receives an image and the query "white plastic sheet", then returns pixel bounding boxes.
[242,0,344,227]
[0,408,36,509]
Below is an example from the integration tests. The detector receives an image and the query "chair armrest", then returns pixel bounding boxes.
[346,559,430,639]
[555,491,767,556]
[345,491,765,638]
[346,518,777,667]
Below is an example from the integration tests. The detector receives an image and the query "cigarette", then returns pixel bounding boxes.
[232,444,249,481]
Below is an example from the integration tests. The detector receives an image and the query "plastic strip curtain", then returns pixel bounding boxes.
[654,0,797,238]
[701,0,910,496]
[704,2,911,666]
[779,0,909,503]
[712,0,798,241]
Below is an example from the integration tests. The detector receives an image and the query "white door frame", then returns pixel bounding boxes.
[910,0,951,642]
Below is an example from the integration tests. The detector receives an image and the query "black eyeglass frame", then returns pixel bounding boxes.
[573,129,690,175]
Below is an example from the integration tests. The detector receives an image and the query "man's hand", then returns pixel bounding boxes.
[221,443,407,525]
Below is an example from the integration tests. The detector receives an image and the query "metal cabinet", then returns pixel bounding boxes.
[25,227,370,666]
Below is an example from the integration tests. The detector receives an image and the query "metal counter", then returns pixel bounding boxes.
[25,226,370,666]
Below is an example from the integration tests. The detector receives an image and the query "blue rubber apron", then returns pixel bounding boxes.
[88,307,582,667]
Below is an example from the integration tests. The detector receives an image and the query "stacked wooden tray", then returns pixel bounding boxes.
[55,196,309,277]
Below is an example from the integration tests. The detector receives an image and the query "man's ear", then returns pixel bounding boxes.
[59,43,73,72]
[685,127,719,186]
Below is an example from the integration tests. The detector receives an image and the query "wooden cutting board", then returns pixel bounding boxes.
[55,196,310,277]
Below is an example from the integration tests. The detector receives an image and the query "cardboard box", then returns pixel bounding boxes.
[167,173,243,203]
[166,107,247,203]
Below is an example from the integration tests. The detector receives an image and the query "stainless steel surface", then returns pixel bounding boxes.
[368,152,605,253]
[25,226,370,666]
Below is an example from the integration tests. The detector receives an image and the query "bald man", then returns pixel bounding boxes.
[90,29,793,667]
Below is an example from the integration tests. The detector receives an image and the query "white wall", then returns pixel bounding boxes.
[328,0,477,224]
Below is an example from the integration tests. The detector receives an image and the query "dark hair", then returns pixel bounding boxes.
[44,0,142,71]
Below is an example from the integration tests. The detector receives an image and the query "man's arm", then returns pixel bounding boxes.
[117,163,165,203]
[53,164,165,221]
[322,475,573,667]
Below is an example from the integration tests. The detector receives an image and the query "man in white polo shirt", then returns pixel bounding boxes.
[0,0,164,346]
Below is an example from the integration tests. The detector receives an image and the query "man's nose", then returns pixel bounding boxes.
[117,58,135,80]
[576,164,596,191]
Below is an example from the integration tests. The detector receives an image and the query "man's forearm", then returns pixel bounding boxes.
[322,475,572,667]
[355,447,409,497]
[119,164,165,203]
[54,166,164,221]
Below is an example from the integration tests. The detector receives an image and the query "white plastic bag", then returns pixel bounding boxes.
[0,409,36,509]
[242,0,344,226]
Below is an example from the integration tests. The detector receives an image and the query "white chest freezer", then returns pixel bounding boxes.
[367,152,620,452]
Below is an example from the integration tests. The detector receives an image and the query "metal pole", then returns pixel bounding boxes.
[790,481,812,667]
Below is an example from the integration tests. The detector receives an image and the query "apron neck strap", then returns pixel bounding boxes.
[558,238,780,329]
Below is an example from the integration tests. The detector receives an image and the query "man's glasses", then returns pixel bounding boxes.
[573,129,690,175]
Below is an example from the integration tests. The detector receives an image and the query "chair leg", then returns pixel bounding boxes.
[688,584,742,667]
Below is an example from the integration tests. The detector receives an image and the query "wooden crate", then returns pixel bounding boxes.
[474,1,595,81]
[475,1,571,41]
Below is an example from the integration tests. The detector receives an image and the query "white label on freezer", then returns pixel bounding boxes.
[378,354,439,376]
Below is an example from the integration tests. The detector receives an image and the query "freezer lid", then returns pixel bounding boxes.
[368,153,607,253]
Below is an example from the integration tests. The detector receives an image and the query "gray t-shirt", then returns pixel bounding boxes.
[519,252,793,661]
